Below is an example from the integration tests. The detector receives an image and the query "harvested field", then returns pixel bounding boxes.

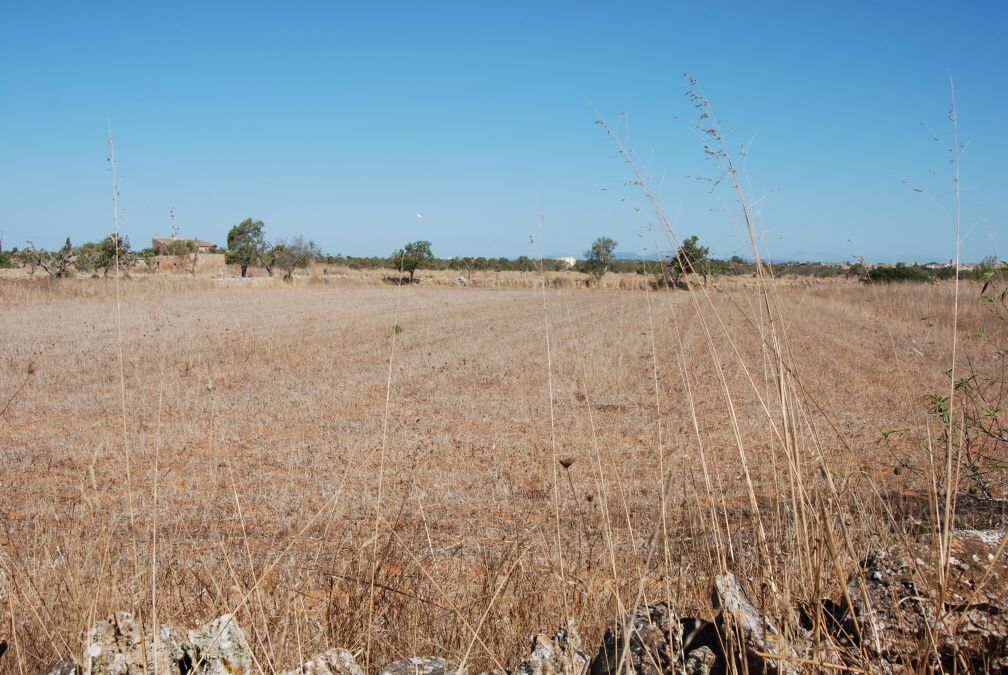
[0,275,1004,672]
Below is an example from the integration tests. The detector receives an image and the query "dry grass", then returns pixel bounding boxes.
[0,274,1003,672]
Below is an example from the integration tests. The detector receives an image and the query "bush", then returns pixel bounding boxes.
[0,251,14,269]
[863,263,933,284]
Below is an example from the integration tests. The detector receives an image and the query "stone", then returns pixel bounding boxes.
[43,660,80,675]
[683,646,717,675]
[75,612,250,675]
[844,528,1008,672]
[82,612,149,675]
[514,618,589,675]
[588,602,720,675]
[379,656,465,675]
[181,614,253,675]
[279,648,364,675]
[712,574,801,675]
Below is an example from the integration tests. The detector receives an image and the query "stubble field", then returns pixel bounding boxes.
[0,273,999,672]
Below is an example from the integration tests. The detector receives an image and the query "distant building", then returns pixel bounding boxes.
[152,237,219,254]
[555,256,577,270]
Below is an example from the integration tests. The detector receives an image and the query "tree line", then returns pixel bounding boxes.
[2,222,1000,285]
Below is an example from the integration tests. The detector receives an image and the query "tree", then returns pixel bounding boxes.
[24,240,76,279]
[74,241,103,273]
[665,235,710,286]
[273,236,321,279]
[392,240,434,283]
[262,245,278,277]
[583,237,617,277]
[226,218,267,277]
[95,233,135,276]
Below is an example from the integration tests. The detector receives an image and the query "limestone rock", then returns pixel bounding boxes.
[182,614,253,675]
[280,648,363,675]
[683,646,717,675]
[712,574,802,675]
[76,612,249,675]
[588,602,720,675]
[845,528,1008,672]
[514,618,588,675]
[43,661,80,675]
[379,656,465,675]
[83,612,149,675]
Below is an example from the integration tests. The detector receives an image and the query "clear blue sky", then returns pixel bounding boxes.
[1,1,1005,262]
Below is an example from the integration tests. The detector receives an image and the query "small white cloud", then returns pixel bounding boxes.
[416,213,423,219]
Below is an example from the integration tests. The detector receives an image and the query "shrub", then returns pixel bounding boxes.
[863,263,933,284]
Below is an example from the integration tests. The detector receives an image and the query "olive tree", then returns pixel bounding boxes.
[663,235,710,286]
[273,236,321,279]
[392,240,434,283]
[226,218,268,277]
[95,233,135,276]
[583,237,617,277]
[24,240,76,279]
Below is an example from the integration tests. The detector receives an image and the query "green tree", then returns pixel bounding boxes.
[583,236,617,277]
[273,236,322,279]
[665,235,710,286]
[226,218,267,277]
[74,241,103,273]
[393,240,434,283]
[95,233,134,276]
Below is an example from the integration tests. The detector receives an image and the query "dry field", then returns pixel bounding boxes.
[0,273,1003,672]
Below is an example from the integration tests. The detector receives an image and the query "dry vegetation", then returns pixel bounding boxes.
[0,272,1004,672]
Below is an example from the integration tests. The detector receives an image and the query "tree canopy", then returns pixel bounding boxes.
[583,236,617,277]
[226,218,267,277]
[666,235,710,285]
[273,236,321,279]
[393,240,434,282]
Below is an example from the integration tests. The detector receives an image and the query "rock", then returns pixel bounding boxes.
[76,612,250,675]
[514,618,589,675]
[844,528,1008,672]
[182,614,253,675]
[82,612,149,675]
[280,648,364,675]
[683,646,717,675]
[588,602,720,675]
[712,574,801,675]
[42,660,80,675]
[379,656,465,675]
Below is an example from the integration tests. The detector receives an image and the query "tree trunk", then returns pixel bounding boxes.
[241,264,248,277]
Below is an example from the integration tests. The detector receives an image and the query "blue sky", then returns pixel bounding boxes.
[1,2,1005,262]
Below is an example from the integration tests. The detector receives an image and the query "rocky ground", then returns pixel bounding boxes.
[22,528,1006,675]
